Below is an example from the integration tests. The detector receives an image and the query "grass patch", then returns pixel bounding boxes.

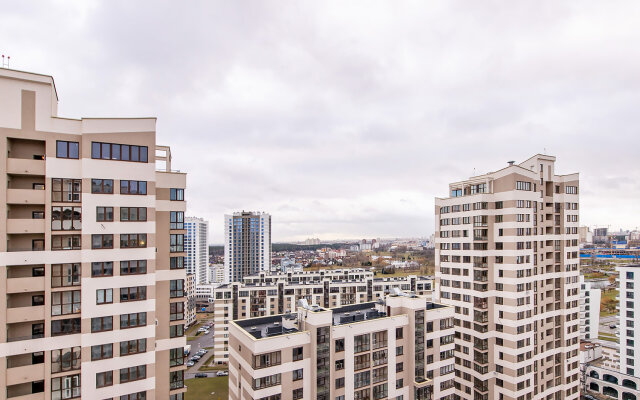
[185,377,228,400]
[187,336,198,342]
[600,289,619,317]
[198,354,228,371]
[599,334,618,343]
[186,322,203,337]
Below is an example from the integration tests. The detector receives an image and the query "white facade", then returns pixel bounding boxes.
[208,263,224,284]
[223,211,271,283]
[185,216,209,285]
[617,264,640,377]
[580,275,602,340]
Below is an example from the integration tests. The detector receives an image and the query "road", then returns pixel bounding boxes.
[185,320,223,379]
[598,315,619,336]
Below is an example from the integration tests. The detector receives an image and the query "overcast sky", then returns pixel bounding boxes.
[3,1,640,242]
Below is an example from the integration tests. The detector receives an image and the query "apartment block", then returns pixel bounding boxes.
[185,216,209,285]
[582,341,640,400]
[229,292,455,400]
[617,264,640,377]
[435,155,581,400]
[186,273,197,327]
[224,211,271,283]
[0,69,187,400]
[579,275,601,340]
[208,269,433,364]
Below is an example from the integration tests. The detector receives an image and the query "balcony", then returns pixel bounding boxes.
[7,219,45,235]
[6,189,45,205]
[6,364,45,386]
[7,277,45,294]
[7,306,45,324]
[7,158,45,176]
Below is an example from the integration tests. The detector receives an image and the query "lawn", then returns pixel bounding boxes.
[600,289,619,317]
[185,377,228,400]
[599,332,618,343]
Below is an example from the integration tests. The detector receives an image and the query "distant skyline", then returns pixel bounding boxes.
[4,1,640,242]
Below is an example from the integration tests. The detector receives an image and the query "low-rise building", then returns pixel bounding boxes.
[580,275,602,340]
[229,292,455,400]
[581,342,640,400]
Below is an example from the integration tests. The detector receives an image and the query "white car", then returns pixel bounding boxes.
[216,371,229,377]
[186,361,195,367]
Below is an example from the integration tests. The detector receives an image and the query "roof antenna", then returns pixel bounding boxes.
[1,55,9,69]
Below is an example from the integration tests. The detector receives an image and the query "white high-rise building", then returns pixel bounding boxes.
[617,264,640,376]
[223,211,271,283]
[185,217,209,285]
[580,275,602,340]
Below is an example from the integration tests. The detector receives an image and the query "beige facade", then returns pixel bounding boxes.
[207,269,433,364]
[435,155,581,400]
[229,292,455,400]
[0,69,187,400]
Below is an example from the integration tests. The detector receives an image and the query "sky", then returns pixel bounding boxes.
[3,1,640,243]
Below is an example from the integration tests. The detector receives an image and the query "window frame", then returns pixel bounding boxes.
[91,179,114,194]
[51,206,82,231]
[56,140,80,159]
[120,207,147,222]
[91,141,148,163]
[51,178,82,202]
[91,234,114,249]
[120,180,148,195]
[120,233,147,248]
[96,289,113,305]
[91,316,113,333]
[170,188,184,201]
[96,206,114,222]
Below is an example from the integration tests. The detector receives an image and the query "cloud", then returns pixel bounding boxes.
[3,1,640,241]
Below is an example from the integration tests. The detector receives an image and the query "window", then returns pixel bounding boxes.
[91,344,113,361]
[170,302,184,321]
[170,188,184,201]
[91,142,148,162]
[95,206,114,222]
[51,318,81,336]
[32,210,45,219]
[120,234,147,248]
[121,339,147,356]
[170,211,184,229]
[293,389,304,400]
[335,338,345,352]
[355,353,371,370]
[293,368,303,381]
[170,234,184,252]
[51,374,80,399]
[96,371,113,388]
[516,181,532,191]
[170,370,184,390]
[92,234,114,249]
[354,371,370,389]
[56,141,79,159]
[120,365,146,383]
[52,235,81,250]
[170,256,185,269]
[121,207,147,221]
[293,347,303,361]
[372,330,387,349]
[121,260,147,275]
[335,377,345,389]
[120,286,147,302]
[51,206,81,230]
[51,263,80,287]
[91,262,113,277]
[120,312,146,329]
[170,280,185,297]
[52,178,81,202]
[91,179,114,194]
[170,324,184,338]
[91,316,113,332]
[51,347,81,372]
[396,327,403,339]
[170,348,184,366]
[52,291,81,316]
[120,180,147,195]
[253,374,281,390]
[32,295,45,306]
[96,288,113,305]
[121,392,147,400]
[354,334,370,353]
[336,359,345,370]
[565,185,578,194]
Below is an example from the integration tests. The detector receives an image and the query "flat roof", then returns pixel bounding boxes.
[332,302,385,326]
[235,314,299,339]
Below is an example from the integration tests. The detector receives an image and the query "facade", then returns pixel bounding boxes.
[186,273,197,327]
[229,292,455,400]
[0,69,187,399]
[579,275,602,340]
[208,263,224,284]
[224,211,271,283]
[582,342,640,400]
[209,269,433,364]
[185,216,209,285]
[617,264,640,376]
[434,154,581,400]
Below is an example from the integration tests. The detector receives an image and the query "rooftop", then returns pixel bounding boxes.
[235,314,299,339]
[331,302,386,326]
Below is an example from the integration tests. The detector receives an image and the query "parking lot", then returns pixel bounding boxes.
[185,320,228,379]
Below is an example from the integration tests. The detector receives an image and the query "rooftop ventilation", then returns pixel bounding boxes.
[508,161,515,166]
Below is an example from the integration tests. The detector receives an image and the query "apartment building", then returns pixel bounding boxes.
[186,273,197,327]
[208,269,433,364]
[616,264,640,377]
[0,69,187,400]
[581,341,640,400]
[579,275,601,340]
[224,211,271,283]
[435,154,581,400]
[185,216,209,285]
[228,291,455,400]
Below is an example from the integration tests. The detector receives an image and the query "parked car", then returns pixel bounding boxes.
[610,324,617,329]
[190,355,201,361]
[186,361,195,367]
[195,373,208,378]
[216,370,229,377]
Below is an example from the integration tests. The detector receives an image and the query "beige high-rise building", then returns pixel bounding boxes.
[0,68,187,400]
[229,292,455,400]
[435,155,581,400]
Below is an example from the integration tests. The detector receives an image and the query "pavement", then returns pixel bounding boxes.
[598,315,619,336]
[185,320,226,379]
